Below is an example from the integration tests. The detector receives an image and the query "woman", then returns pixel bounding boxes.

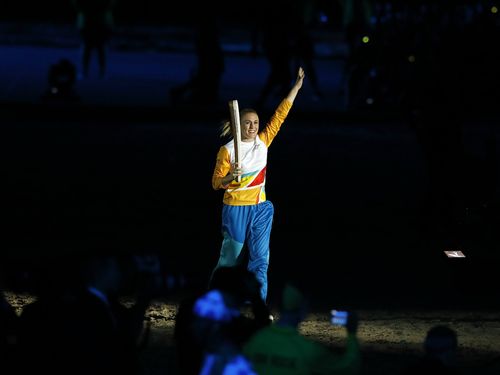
[210,67,305,303]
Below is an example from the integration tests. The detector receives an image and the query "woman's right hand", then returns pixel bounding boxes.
[222,165,242,186]
[231,165,242,179]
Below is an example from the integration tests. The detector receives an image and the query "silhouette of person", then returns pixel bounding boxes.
[42,58,79,101]
[400,325,461,375]
[72,0,116,78]
[18,257,89,375]
[191,289,258,375]
[255,1,294,108]
[169,4,224,108]
[174,266,271,375]
[208,266,272,345]
[340,0,374,55]
[290,0,324,100]
[210,67,305,304]
[243,280,361,375]
[18,254,151,375]
[338,0,375,106]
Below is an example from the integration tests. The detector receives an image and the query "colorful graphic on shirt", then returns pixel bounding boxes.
[228,168,265,191]
[248,167,266,187]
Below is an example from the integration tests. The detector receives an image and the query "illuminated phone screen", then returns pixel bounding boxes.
[330,310,348,325]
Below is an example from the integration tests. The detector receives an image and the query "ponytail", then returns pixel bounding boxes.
[220,119,232,138]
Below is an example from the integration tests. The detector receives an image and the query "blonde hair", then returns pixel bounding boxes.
[219,108,258,138]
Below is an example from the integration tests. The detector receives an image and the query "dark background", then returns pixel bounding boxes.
[1,0,500,310]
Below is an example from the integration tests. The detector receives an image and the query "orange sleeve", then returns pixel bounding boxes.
[212,146,231,190]
[259,99,292,147]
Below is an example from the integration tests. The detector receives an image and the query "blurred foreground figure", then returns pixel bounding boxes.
[18,254,155,375]
[175,266,271,375]
[191,289,258,375]
[400,325,461,375]
[243,281,361,375]
[169,5,224,108]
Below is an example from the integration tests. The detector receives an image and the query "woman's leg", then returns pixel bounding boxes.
[247,201,274,302]
[210,205,250,283]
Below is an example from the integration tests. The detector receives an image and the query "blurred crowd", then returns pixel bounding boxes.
[4,0,498,117]
[338,0,500,114]
[1,255,471,375]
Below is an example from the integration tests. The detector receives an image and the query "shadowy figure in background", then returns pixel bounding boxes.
[340,0,374,53]
[338,0,374,106]
[248,0,263,58]
[72,0,116,79]
[290,0,324,101]
[18,254,154,375]
[400,325,461,375]
[174,266,271,375]
[169,4,224,108]
[243,280,361,374]
[255,1,294,108]
[210,67,305,304]
[41,58,80,102]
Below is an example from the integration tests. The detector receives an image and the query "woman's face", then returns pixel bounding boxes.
[240,112,259,142]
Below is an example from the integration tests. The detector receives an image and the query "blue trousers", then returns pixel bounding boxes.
[212,201,274,302]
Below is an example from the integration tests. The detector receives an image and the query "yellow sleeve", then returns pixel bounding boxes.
[259,99,292,147]
[212,146,231,190]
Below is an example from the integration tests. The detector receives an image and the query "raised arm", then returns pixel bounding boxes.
[259,67,306,146]
[285,67,305,104]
